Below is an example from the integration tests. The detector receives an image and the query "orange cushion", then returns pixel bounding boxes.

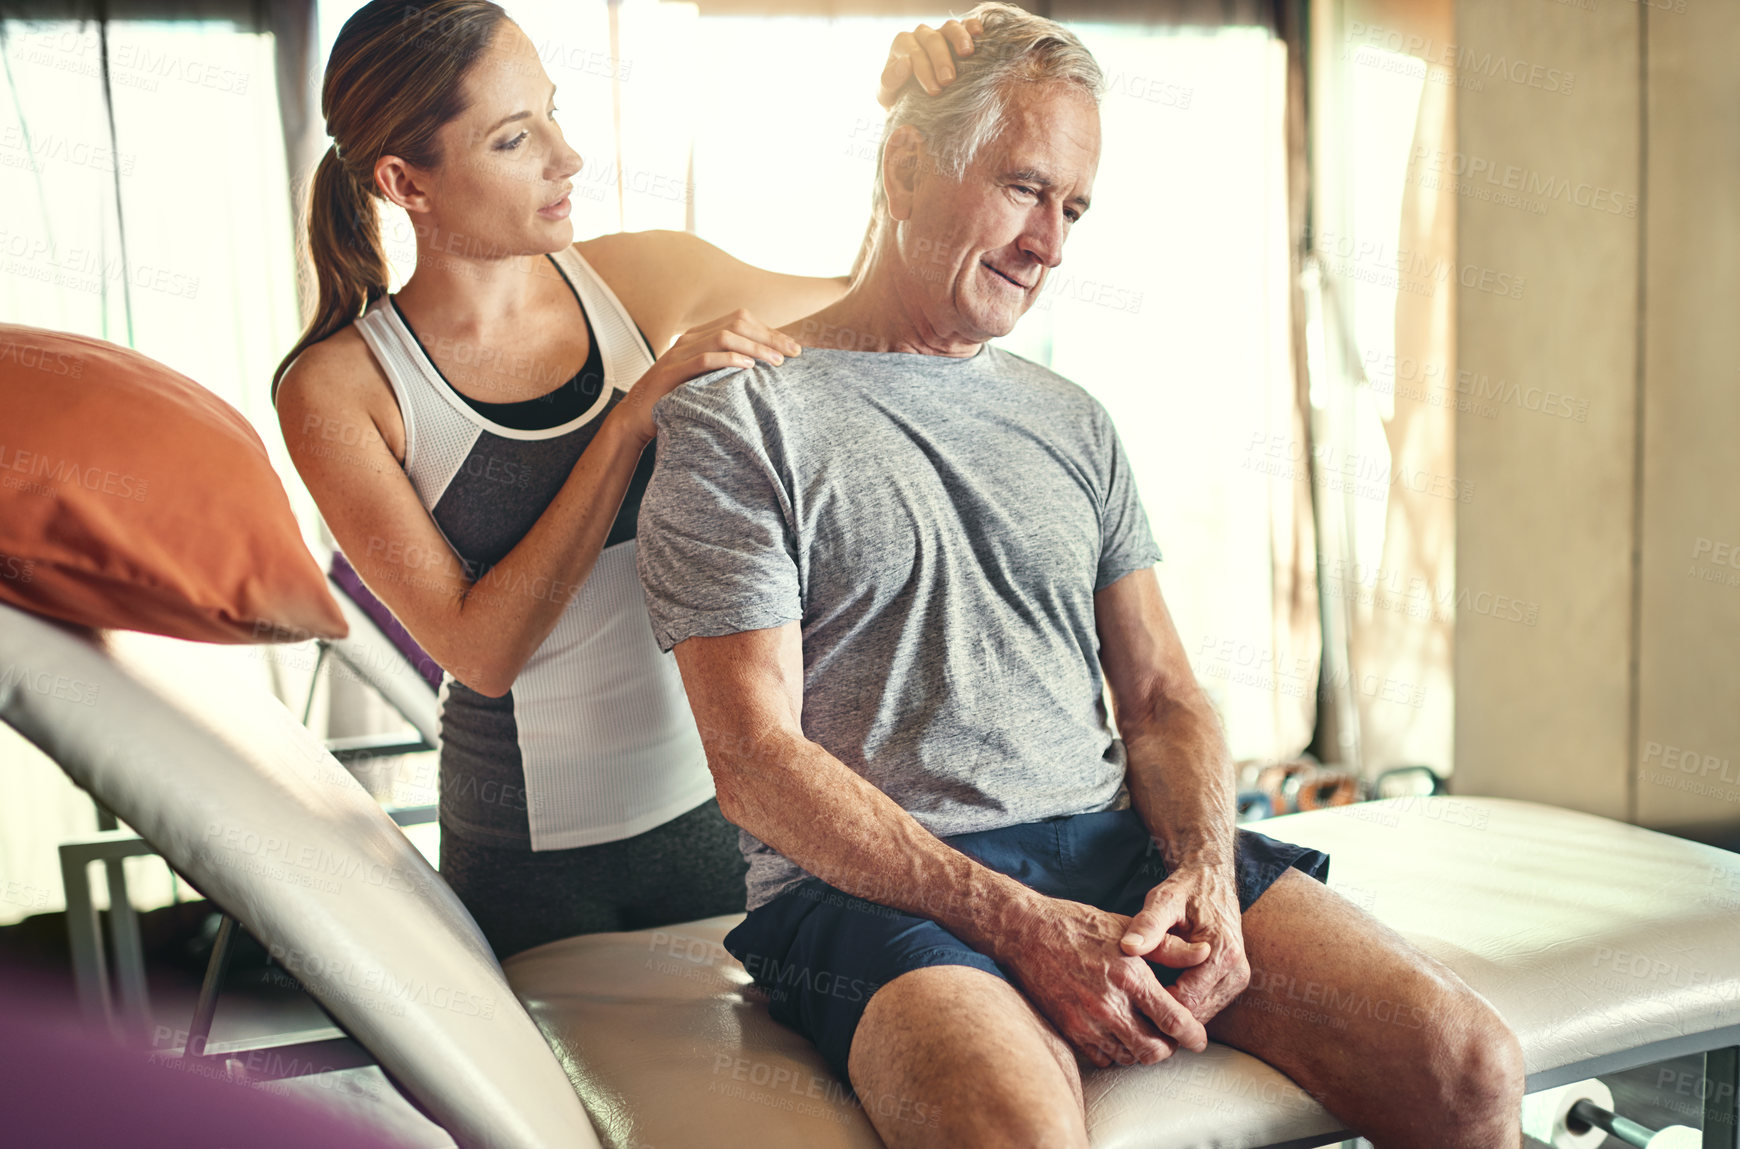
[0,325,346,644]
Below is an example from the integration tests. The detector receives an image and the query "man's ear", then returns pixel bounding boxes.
[880,125,925,222]
[374,155,434,216]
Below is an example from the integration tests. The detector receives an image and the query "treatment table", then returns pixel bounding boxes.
[3,599,1737,1149]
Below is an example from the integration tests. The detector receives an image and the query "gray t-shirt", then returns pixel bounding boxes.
[636,344,1163,910]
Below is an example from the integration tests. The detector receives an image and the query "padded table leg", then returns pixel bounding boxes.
[58,842,111,1035]
[57,830,160,1040]
[185,914,238,1057]
[104,853,151,1036]
[1707,1047,1739,1149]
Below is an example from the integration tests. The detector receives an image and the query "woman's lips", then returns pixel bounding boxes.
[538,193,572,220]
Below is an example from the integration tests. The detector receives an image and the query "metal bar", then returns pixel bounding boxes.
[1707,1046,1739,1149]
[1568,1099,1654,1148]
[57,831,162,862]
[301,642,329,725]
[174,1035,374,1081]
[103,851,152,1037]
[56,833,165,1040]
[57,845,112,1036]
[387,804,438,827]
[185,914,238,1057]
[198,1025,349,1056]
[1524,1025,1740,1093]
[327,732,432,763]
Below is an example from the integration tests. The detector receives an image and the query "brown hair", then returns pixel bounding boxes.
[272,0,511,399]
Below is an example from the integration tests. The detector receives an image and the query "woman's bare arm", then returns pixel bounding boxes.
[276,317,795,697]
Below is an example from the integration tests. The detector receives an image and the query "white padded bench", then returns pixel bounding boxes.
[3,601,1738,1149]
[505,798,1740,1148]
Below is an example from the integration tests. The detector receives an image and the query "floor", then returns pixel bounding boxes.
[0,823,453,1148]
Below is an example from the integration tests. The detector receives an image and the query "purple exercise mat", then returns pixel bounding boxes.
[328,551,444,691]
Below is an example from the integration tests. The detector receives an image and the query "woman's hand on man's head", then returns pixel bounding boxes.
[878,18,983,109]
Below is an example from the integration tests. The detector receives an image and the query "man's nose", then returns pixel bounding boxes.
[1018,204,1068,269]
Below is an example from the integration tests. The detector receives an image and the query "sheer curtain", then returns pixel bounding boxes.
[1306,0,1457,779]
[0,7,311,924]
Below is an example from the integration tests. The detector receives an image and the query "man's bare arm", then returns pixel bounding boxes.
[1095,568,1250,1022]
[674,622,1210,1067]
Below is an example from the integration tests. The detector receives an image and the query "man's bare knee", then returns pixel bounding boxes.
[1436,990,1526,1148]
[1375,975,1524,1149]
[848,965,1088,1149]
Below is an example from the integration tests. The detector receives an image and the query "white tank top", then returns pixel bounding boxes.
[351,245,713,851]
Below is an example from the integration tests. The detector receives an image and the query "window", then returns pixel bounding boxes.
[0,15,300,924]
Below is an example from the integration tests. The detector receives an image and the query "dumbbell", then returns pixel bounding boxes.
[1566,1098,1698,1148]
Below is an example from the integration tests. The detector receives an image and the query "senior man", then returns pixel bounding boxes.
[636,5,1525,1147]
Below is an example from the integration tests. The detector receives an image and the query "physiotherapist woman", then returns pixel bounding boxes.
[272,0,976,957]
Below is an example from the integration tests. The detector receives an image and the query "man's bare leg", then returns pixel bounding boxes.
[1205,868,1526,1149]
[846,868,1523,1149]
[847,964,1090,1149]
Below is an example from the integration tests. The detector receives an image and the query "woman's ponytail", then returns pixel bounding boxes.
[272,145,390,400]
[269,0,509,402]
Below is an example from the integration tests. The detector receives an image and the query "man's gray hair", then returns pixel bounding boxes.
[870,2,1104,222]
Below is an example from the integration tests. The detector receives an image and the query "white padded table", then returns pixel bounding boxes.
[505,798,1740,1149]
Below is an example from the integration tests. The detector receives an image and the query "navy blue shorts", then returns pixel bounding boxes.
[722,807,1331,1083]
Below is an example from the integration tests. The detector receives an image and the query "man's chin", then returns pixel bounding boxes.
[963,303,1029,341]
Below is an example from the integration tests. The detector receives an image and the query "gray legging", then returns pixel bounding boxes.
[438,798,748,960]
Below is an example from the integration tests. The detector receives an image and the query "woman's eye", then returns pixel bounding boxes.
[498,131,528,151]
